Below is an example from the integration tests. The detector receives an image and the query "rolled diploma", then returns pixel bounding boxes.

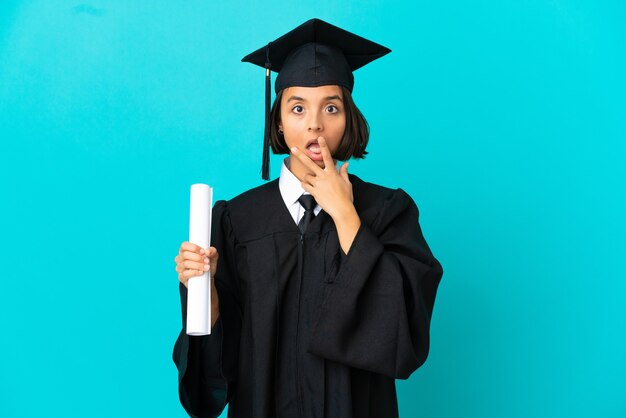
[186,183,213,336]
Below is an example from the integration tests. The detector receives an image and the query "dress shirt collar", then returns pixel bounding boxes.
[279,157,307,208]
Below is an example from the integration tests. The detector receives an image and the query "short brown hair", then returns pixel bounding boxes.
[269,86,369,160]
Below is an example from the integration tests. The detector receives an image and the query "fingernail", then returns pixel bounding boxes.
[203,265,210,271]
[204,257,209,263]
[291,146,297,153]
[200,249,205,255]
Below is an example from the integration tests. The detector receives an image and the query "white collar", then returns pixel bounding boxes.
[278,157,307,208]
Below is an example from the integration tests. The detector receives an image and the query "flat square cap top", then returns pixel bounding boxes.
[241,18,390,92]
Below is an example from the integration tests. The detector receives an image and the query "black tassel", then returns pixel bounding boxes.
[261,44,271,181]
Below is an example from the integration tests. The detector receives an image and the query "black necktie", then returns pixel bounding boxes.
[297,194,317,234]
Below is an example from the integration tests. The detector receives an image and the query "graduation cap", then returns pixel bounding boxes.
[241,18,391,180]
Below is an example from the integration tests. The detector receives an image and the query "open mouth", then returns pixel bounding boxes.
[306,139,321,153]
[307,144,321,153]
[304,139,323,161]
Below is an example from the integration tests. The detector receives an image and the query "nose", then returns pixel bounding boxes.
[307,111,323,132]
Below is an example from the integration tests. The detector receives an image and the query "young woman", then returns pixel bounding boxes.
[172,19,443,418]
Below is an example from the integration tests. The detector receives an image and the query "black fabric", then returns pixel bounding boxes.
[241,18,391,93]
[172,174,443,418]
[297,194,317,234]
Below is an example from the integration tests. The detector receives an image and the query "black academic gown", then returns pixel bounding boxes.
[173,174,443,418]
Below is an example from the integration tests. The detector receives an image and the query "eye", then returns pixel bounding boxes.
[292,105,304,114]
[326,105,339,113]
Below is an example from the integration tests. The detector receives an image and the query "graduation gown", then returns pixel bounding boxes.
[173,174,443,418]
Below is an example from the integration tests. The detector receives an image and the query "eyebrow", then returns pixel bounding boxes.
[287,95,343,102]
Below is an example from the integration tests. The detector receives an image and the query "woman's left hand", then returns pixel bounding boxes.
[291,136,354,220]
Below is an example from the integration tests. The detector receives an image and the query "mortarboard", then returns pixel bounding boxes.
[241,18,391,180]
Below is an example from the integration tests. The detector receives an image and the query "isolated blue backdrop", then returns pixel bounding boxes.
[1,1,624,417]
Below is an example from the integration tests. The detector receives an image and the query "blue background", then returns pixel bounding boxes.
[1,1,624,417]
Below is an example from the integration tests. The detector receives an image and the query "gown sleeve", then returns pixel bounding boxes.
[307,188,443,380]
[172,200,242,418]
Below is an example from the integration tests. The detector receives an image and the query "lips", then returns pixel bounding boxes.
[306,138,319,148]
[307,144,321,153]
[304,138,323,161]
[306,139,321,154]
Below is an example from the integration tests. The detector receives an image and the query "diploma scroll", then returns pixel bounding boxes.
[186,184,213,336]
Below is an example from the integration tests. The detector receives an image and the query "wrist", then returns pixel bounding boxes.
[332,204,361,254]
[331,202,359,225]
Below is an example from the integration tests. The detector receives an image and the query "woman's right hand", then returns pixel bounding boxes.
[175,241,220,327]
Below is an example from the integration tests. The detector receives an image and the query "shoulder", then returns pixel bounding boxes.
[214,180,278,212]
[349,174,416,216]
[230,179,279,207]
[213,179,288,241]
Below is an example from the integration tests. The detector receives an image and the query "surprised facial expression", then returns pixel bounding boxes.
[279,85,346,174]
